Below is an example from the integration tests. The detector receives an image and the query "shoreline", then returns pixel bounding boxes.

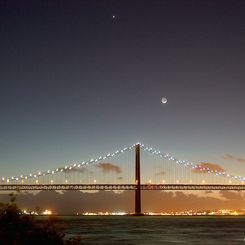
[35,214,245,217]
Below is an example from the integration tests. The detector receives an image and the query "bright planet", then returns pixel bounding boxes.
[161,97,167,104]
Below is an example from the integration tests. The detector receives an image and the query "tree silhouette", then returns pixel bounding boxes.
[0,193,80,245]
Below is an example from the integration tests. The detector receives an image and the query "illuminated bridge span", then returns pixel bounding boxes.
[1,184,245,191]
[1,143,245,215]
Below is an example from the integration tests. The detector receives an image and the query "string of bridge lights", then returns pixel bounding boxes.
[1,145,133,183]
[141,144,245,182]
[1,142,245,183]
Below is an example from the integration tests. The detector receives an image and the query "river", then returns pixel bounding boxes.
[38,216,245,244]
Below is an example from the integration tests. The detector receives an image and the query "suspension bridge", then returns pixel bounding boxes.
[1,143,245,215]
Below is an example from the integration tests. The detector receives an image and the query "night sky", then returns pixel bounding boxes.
[0,1,245,212]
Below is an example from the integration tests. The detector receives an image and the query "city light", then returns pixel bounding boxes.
[78,209,245,216]
[42,209,52,215]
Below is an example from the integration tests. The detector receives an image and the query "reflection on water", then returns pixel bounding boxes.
[38,216,245,244]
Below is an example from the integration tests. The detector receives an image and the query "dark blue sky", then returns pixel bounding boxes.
[1,0,245,178]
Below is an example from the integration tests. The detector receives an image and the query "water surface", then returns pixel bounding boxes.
[39,216,245,244]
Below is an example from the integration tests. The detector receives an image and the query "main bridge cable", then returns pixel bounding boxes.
[1,142,245,184]
[1,144,137,184]
[141,144,245,183]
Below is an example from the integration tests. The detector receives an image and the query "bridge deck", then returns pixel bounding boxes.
[0,184,245,191]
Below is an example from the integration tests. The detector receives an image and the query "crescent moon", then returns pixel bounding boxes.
[161,97,167,104]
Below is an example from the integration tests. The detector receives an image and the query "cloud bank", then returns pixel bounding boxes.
[96,163,122,174]
[1,190,244,214]
[193,162,225,173]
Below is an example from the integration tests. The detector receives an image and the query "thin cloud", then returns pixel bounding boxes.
[96,163,122,174]
[193,162,225,173]
[224,154,245,163]
[156,171,165,176]
[224,154,233,160]
[63,167,87,173]
[237,158,245,163]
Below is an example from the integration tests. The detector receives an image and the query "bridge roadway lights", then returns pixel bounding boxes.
[1,184,245,191]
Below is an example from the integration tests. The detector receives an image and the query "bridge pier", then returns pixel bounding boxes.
[134,143,143,215]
